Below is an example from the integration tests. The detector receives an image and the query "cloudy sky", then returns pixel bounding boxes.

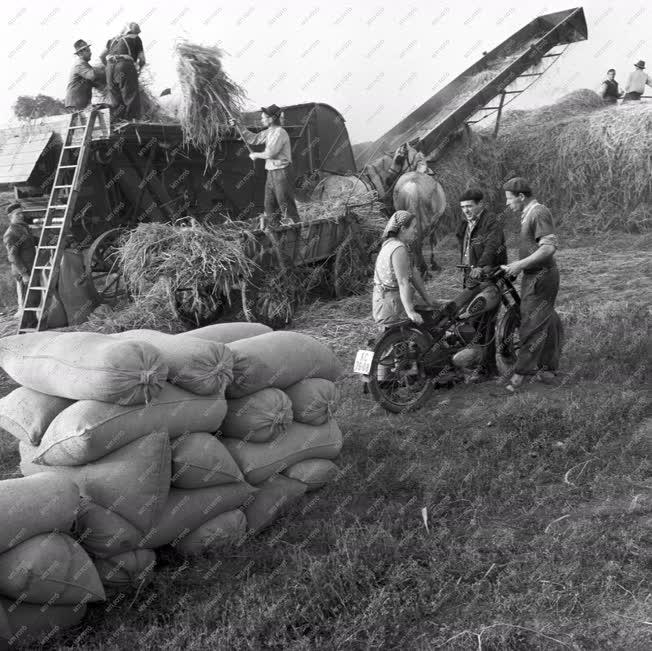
[1,0,649,143]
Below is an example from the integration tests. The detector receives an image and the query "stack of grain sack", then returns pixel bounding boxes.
[0,322,342,637]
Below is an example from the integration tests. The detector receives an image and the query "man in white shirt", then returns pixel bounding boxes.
[229,104,299,228]
[623,60,652,102]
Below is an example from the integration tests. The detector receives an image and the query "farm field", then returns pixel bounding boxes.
[0,227,649,650]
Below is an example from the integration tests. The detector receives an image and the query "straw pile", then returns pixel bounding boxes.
[490,89,652,232]
[175,41,247,166]
[117,222,255,326]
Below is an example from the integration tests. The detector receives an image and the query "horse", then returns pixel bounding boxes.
[314,143,447,275]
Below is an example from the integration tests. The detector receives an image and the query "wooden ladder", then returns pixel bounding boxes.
[17,110,97,334]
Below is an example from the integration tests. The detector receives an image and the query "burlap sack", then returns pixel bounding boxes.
[173,510,247,556]
[93,549,156,587]
[0,473,79,554]
[112,329,234,396]
[171,432,243,488]
[221,388,293,443]
[245,474,307,533]
[141,483,256,549]
[75,500,143,559]
[0,387,73,446]
[33,383,227,466]
[20,432,171,533]
[226,332,342,398]
[223,419,343,485]
[0,331,168,405]
[284,378,339,426]
[0,533,105,604]
[179,322,271,344]
[0,597,87,642]
[283,459,339,491]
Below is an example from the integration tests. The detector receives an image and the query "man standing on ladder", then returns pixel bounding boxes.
[99,22,146,120]
[2,204,37,325]
[228,104,300,228]
[65,39,102,111]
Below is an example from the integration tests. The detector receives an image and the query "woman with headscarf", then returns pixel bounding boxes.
[372,210,433,327]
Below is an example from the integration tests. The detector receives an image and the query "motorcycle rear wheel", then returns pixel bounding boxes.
[368,326,434,413]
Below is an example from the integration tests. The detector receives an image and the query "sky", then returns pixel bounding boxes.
[1,0,649,144]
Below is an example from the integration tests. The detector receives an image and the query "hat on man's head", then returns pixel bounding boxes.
[261,104,282,118]
[503,177,532,194]
[634,60,646,69]
[74,39,91,54]
[6,202,22,215]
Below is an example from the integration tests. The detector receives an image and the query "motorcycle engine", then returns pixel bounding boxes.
[458,285,500,320]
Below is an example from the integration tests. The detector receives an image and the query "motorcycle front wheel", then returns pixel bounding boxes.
[495,305,521,378]
[368,326,434,413]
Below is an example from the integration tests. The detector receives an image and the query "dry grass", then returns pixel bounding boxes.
[175,41,247,167]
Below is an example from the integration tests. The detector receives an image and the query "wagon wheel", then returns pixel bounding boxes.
[84,228,128,304]
[333,231,371,299]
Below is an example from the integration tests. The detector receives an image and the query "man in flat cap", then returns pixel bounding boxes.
[229,105,300,228]
[2,203,37,324]
[65,39,101,111]
[100,22,146,120]
[623,60,652,102]
[500,177,563,392]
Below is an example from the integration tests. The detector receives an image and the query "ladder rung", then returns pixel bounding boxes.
[541,53,561,58]
[43,225,64,229]
[53,185,73,189]
[504,90,522,94]
[34,265,52,270]
[64,145,81,149]
[22,307,41,311]
[519,73,543,77]
[49,205,69,210]
[29,286,48,291]
[40,246,58,249]
[59,165,78,169]
[68,125,88,130]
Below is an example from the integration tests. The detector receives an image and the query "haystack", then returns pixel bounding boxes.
[489,89,651,232]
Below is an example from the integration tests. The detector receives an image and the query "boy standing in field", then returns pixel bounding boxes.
[500,177,563,392]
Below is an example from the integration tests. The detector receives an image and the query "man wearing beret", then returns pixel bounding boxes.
[456,187,507,380]
[229,105,300,228]
[2,203,37,325]
[501,177,563,392]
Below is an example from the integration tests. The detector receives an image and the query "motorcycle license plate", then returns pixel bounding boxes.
[353,349,374,375]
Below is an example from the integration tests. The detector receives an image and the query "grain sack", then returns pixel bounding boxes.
[141,483,256,549]
[284,459,339,491]
[0,597,87,642]
[173,510,246,556]
[93,549,156,587]
[75,501,143,559]
[221,388,293,443]
[245,474,307,533]
[0,387,73,446]
[20,433,171,533]
[0,331,167,405]
[0,473,79,554]
[226,332,342,398]
[284,378,339,426]
[33,383,227,466]
[0,532,105,604]
[223,420,343,485]
[180,322,271,344]
[171,432,243,488]
[112,329,234,396]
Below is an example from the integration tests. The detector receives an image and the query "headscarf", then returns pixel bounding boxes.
[382,210,413,239]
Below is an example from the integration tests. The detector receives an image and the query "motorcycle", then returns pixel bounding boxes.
[353,266,522,412]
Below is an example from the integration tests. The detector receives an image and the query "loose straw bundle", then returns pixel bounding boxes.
[175,40,247,166]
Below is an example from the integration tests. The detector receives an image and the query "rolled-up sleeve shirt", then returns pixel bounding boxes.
[462,214,481,266]
[241,125,292,170]
[625,69,652,94]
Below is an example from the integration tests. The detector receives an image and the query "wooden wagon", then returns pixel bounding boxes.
[0,103,370,331]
